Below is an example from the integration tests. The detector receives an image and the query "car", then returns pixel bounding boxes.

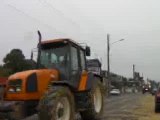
[110,89,121,95]
[155,88,160,112]
[142,85,151,94]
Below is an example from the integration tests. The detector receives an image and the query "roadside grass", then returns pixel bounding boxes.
[133,94,160,120]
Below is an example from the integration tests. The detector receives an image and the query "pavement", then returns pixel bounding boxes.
[17,93,160,120]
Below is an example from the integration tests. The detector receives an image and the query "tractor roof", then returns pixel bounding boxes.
[41,38,85,50]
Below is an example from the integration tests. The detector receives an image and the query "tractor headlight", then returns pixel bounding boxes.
[16,87,21,92]
[8,79,22,93]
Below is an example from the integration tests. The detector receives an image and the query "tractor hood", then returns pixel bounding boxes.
[8,69,59,81]
[5,69,59,101]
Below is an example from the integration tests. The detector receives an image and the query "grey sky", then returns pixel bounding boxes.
[0,0,160,81]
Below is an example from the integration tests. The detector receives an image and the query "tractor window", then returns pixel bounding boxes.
[26,73,38,92]
[71,47,79,71]
[40,45,69,69]
[26,73,37,92]
[51,53,58,63]
[80,50,86,70]
[40,44,69,80]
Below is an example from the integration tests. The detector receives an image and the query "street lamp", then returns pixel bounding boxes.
[107,34,125,94]
[111,39,125,45]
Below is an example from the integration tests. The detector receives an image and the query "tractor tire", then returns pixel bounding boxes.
[80,80,104,120]
[6,102,25,120]
[38,86,75,120]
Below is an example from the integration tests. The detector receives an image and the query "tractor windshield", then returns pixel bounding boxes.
[40,44,69,70]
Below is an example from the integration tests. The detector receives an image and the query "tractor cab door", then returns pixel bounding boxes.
[70,46,80,88]
[70,46,87,89]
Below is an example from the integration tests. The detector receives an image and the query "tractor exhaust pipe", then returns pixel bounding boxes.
[37,30,42,68]
[38,30,42,44]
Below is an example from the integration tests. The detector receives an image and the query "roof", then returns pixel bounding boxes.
[41,38,85,50]
[0,77,7,85]
[41,38,69,44]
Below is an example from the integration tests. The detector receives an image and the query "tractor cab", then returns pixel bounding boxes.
[39,39,90,87]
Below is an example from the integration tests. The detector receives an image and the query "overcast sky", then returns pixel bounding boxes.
[0,0,160,81]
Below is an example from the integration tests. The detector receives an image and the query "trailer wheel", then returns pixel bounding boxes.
[80,80,104,120]
[38,86,75,120]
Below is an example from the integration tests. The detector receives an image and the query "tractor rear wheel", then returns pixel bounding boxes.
[80,80,104,120]
[38,86,75,120]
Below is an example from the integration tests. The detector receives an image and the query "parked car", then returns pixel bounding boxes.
[110,89,121,95]
[155,88,160,112]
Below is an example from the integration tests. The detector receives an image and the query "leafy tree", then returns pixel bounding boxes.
[0,65,3,70]
[0,65,11,77]
[3,49,33,74]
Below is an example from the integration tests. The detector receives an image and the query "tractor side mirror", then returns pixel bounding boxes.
[86,46,91,56]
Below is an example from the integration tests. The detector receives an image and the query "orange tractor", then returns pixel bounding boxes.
[0,31,104,120]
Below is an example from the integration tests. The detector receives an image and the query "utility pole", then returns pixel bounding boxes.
[107,34,110,94]
[107,34,125,95]
[133,64,135,79]
[107,34,110,78]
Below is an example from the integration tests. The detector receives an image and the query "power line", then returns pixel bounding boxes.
[39,0,80,29]
[3,2,67,36]
[40,0,106,35]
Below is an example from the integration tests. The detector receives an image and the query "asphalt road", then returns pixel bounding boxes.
[102,93,141,120]
[24,93,141,120]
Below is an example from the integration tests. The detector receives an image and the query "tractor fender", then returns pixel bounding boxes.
[93,74,103,82]
[50,81,75,92]
[39,81,74,104]
[85,73,102,91]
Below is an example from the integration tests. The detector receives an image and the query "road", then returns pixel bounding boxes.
[102,93,141,120]
[133,94,160,120]
[24,93,160,120]
[102,93,160,120]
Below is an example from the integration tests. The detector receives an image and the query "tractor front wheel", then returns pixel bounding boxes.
[38,86,75,120]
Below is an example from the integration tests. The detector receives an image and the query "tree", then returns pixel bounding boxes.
[0,64,11,77]
[0,65,3,69]
[3,49,32,74]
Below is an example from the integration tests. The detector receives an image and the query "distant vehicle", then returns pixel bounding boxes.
[87,59,102,76]
[87,59,107,92]
[155,88,160,112]
[151,87,158,95]
[110,89,121,95]
[142,84,151,94]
